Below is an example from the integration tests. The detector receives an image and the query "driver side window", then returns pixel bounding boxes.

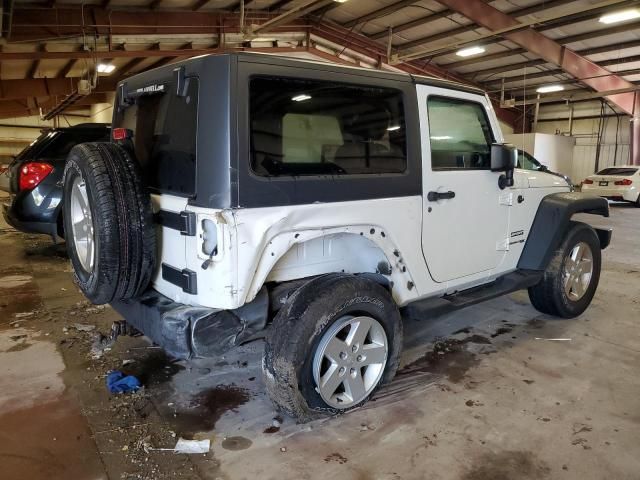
[427,96,494,170]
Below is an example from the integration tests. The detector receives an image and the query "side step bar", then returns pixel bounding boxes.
[402,270,542,320]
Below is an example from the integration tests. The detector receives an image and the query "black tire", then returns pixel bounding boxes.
[528,221,601,318]
[62,142,155,304]
[263,274,402,422]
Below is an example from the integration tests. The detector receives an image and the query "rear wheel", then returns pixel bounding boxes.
[528,222,601,318]
[263,274,402,421]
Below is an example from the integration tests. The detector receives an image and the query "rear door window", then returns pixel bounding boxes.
[114,78,199,197]
[249,76,407,176]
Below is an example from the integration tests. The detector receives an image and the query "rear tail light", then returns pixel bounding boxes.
[112,128,132,141]
[583,179,594,184]
[19,162,53,191]
[614,179,632,186]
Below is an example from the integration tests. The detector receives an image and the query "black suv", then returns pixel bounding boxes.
[1,123,110,240]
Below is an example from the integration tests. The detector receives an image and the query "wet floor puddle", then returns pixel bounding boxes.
[166,385,251,438]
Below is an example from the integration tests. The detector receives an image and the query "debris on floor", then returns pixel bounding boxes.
[141,437,211,454]
[173,438,211,454]
[91,333,116,359]
[534,337,572,341]
[106,370,141,394]
[72,323,96,332]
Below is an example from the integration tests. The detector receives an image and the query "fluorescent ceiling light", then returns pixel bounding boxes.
[97,63,116,74]
[431,136,452,140]
[536,85,564,93]
[387,125,401,131]
[292,94,312,102]
[334,0,349,3]
[456,46,485,57]
[599,9,640,24]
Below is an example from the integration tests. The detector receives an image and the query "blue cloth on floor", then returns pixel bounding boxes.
[106,370,141,394]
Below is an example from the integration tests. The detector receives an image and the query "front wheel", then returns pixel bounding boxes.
[528,222,601,318]
[262,274,402,421]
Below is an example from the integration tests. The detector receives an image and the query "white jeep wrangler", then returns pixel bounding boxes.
[62,53,611,421]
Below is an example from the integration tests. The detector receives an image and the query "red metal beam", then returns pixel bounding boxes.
[0,77,117,101]
[0,93,108,119]
[0,45,308,61]
[310,22,521,128]
[8,7,303,41]
[4,7,522,129]
[434,0,640,117]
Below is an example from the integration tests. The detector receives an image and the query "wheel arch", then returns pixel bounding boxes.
[243,227,417,306]
[518,192,610,271]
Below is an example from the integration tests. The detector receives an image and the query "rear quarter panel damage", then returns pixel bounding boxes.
[195,196,429,309]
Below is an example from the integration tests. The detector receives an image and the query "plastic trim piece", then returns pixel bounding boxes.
[517,192,609,271]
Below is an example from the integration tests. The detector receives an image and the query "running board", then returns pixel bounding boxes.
[402,270,542,320]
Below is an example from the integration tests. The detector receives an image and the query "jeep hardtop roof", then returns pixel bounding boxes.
[117,51,485,97]
[112,51,485,211]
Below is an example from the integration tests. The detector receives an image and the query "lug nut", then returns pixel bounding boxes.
[339,367,346,376]
[340,352,347,360]
[352,344,358,352]
[356,355,363,362]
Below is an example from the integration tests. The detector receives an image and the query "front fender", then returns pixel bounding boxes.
[518,192,609,271]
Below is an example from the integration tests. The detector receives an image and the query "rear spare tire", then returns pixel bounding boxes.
[63,142,155,304]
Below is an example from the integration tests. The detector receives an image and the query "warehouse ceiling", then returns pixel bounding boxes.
[0,0,639,125]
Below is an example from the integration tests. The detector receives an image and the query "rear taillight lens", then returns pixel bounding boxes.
[19,162,53,191]
[112,128,132,141]
[583,179,594,184]
[614,179,632,186]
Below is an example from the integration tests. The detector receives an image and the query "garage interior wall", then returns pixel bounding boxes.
[0,116,87,162]
[90,93,115,124]
[536,101,631,183]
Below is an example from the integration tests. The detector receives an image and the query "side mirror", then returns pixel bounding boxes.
[491,144,517,189]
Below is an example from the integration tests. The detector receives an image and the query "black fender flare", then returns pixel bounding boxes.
[518,192,610,271]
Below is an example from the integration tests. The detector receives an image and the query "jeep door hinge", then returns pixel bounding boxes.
[496,238,510,251]
[499,192,514,206]
[155,210,197,236]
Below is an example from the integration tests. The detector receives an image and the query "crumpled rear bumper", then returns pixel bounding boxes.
[110,288,268,359]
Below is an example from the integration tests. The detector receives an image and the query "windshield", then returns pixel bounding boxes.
[517,150,543,171]
[596,167,637,176]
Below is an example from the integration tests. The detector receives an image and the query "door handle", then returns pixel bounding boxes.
[427,190,456,202]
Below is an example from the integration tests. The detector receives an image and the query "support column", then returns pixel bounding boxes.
[631,115,640,166]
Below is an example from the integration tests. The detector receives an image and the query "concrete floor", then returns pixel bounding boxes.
[0,198,639,480]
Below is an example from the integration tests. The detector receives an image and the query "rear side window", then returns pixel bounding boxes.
[18,129,108,160]
[44,130,110,157]
[250,77,407,176]
[114,78,199,196]
[427,96,494,170]
[596,167,637,176]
